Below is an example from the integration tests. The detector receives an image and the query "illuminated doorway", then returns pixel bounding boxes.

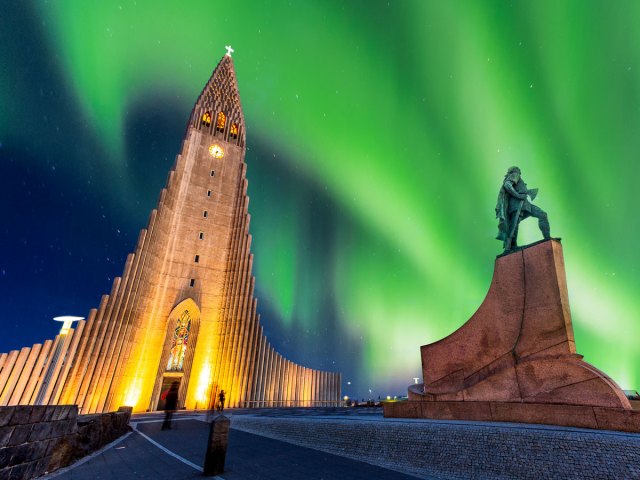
[150,298,201,411]
[156,374,182,411]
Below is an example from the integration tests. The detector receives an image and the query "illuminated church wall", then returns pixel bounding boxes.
[0,54,341,413]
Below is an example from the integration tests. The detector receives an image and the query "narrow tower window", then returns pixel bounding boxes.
[207,190,212,197]
[199,232,204,240]
[194,255,200,263]
[216,111,226,132]
[189,279,195,287]
[166,310,192,371]
[230,122,239,138]
[201,111,212,127]
[203,210,208,218]
[210,170,215,177]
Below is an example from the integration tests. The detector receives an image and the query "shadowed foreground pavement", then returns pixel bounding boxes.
[45,408,640,479]
[47,411,420,480]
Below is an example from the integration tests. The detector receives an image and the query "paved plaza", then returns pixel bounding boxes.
[46,409,419,480]
[45,408,640,480]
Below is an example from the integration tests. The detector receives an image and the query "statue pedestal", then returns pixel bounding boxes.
[384,239,640,433]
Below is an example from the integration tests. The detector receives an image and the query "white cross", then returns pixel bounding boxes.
[225,45,234,57]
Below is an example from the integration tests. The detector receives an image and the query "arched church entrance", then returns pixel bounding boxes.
[149,298,201,411]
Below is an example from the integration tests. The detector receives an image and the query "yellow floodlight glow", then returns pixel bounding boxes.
[123,378,142,408]
[196,363,211,403]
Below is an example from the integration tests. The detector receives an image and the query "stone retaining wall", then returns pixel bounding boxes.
[231,416,640,480]
[0,405,131,479]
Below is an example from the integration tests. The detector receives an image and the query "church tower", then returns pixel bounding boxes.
[0,51,341,413]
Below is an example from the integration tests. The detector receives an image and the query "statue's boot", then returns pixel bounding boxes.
[539,215,551,240]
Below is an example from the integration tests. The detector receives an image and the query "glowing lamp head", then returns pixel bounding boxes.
[53,315,84,334]
[209,144,224,158]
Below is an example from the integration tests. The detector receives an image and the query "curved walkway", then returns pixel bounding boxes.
[46,410,421,480]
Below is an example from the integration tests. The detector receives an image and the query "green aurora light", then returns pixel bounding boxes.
[3,0,639,396]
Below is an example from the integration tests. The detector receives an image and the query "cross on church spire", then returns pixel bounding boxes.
[225,45,234,57]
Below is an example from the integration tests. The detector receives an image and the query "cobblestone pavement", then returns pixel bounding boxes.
[230,411,640,480]
[47,413,421,480]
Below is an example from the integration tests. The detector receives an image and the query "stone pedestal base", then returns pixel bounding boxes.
[388,240,638,433]
[383,399,640,433]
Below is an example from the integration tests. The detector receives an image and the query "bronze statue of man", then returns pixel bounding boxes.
[496,166,550,251]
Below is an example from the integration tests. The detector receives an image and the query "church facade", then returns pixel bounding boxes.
[0,53,341,413]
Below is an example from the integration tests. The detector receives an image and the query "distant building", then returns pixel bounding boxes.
[0,52,341,413]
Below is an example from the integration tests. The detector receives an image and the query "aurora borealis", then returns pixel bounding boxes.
[1,1,639,399]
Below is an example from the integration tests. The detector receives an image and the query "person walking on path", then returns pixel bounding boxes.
[217,390,226,413]
[161,381,180,430]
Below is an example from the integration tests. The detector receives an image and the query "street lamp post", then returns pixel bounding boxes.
[34,315,84,405]
[53,315,84,335]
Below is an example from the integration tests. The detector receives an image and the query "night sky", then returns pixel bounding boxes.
[1,1,639,400]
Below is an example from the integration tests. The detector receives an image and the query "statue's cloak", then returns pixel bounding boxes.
[495,186,510,241]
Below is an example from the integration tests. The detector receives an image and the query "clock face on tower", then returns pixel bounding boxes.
[208,144,224,158]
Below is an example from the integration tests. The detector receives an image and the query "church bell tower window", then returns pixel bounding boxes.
[166,310,192,371]
[216,111,226,132]
[230,122,239,138]
[201,111,212,127]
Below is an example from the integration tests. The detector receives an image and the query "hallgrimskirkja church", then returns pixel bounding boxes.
[0,51,341,413]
